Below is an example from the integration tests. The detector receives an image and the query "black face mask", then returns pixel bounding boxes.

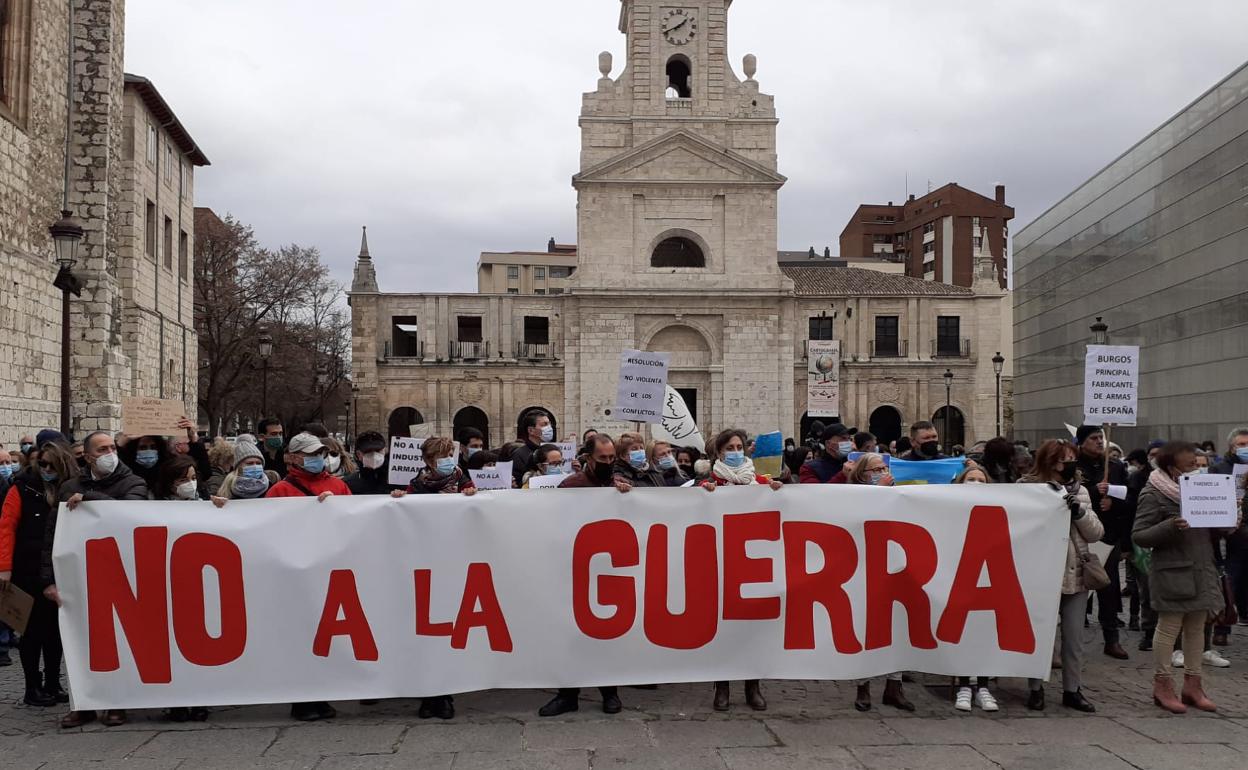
[76,457,87,470]
[679,464,695,477]
[593,462,614,484]
[920,441,940,458]
[1060,463,1078,484]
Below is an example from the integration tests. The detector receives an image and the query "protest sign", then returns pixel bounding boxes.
[1234,465,1248,502]
[526,474,566,489]
[54,485,1065,710]
[807,340,841,418]
[121,397,185,437]
[1083,345,1140,426]
[1181,474,1238,529]
[387,438,459,486]
[752,432,784,479]
[0,581,33,635]
[470,462,514,491]
[554,442,577,474]
[616,350,670,423]
[891,458,966,485]
[410,424,433,439]
[653,386,705,451]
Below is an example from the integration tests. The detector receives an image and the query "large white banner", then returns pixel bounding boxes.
[53,485,1067,710]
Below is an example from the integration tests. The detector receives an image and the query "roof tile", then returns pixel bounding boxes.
[781,266,973,297]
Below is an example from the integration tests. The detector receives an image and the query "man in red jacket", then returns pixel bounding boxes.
[266,432,351,500]
[265,432,350,721]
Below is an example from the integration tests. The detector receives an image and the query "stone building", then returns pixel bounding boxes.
[350,0,1013,450]
[0,0,207,441]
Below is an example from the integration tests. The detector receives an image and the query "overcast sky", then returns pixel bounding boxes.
[124,1,1248,293]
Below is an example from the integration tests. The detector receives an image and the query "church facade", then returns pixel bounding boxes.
[349,0,1013,449]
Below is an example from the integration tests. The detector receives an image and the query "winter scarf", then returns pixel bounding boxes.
[1149,468,1181,504]
[712,457,760,485]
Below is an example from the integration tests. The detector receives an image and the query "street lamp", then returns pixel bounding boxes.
[992,352,1005,437]
[942,368,954,449]
[351,384,360,440]
[50,210,84,436]
[258,325,273,417]
[1090,316,1109,346]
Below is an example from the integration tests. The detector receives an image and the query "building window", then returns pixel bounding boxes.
[524,316,550,345]
[163,217,174,269]
[534,288,546,295]
[178,230,189,280]
[549,266,572,279]
[922,241,935,254]
[506,288,519,294]
[145,200,157,259]
[874,316,899,357]
[808,316,835,341]
[972,216,981,231]
[147,124,157,165]
[922,222,935,235]
[666,55,692,98]
[873,234,891,243]
[0,0,33,127]
[652,237,705,268]
[534,267,545,280]
[456,316,483,343]
[937,316,961,356]
[391,317,420,357]
[507,266,519,280]
[549,288,564,295]
[165,143,174,181]
[973,236,984,249]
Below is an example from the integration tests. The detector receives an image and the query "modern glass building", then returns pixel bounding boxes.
[1013,61,1248,449]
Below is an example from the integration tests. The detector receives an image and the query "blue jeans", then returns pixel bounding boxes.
[0,622,12,653]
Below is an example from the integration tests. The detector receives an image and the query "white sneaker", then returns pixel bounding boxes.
[954,686,973,712]
[1203,649,1231,668]
[1172,650,1185,668]
[975,688,1000,712]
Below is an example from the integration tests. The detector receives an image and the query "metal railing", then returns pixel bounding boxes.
[450,340,490,360]
[869,339,907,358]
[932,338,971,358]
[515,342,550,359]
[384,340,423,359]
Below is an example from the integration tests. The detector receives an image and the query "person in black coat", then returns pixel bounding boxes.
[1074,425,1138,661]
[344,432,399,495]
[901,421,948,461]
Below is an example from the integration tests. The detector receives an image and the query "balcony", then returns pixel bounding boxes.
[932,338,971,358]
[515,342,551,360]
[383,340,424,359]
[870,339,908,358]
[450,340,490,361]
[666,98,693,114]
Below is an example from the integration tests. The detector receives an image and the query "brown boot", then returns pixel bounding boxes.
[883,679,915,711]
[744,680,767,711]
[1152,675,1186,714]
[712,681,730,712]
[1181,674,1217,712]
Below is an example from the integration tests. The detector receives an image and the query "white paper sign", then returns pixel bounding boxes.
[470,462,514,491]
[1108,485,1128,501]
[616,350,670,423]
[1181,474,1238,529]
[388,437,459,487]
[554,442,577,474]
[1083,345,1140,426]
[807,340,841,419]
[526,473,566,489]
[1233,465,1248,502]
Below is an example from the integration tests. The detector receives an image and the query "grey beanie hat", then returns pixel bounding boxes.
[234,440,264,469]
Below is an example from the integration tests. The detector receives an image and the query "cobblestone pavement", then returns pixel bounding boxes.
[5,619,1248,769]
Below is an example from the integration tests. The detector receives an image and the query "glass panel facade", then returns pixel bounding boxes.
[1012,62,1248,448]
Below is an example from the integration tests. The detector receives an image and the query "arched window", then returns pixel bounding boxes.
[388,407,424,440]
[666,56,692,98]
[651,237,705,268]
[454,406,490,447]
[868,406,903,450]
[932,406,966,452]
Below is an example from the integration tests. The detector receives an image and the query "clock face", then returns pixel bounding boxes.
[663,8,697,46]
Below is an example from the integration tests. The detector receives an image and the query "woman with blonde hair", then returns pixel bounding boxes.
[322,437,356,479]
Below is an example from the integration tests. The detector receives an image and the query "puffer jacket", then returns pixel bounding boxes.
[1061,484,1105,595]
[1132,483,1223,614]
[613,460,666,488]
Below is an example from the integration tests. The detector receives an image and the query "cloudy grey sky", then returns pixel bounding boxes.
[124,1,1248,293]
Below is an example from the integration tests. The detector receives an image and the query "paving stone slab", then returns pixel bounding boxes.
[523,718,652,750]
[720,745,865,770]
[399,721,524,754]
[449,749,590,770]
[850,745,1000,770]
[316,754,455,770]
[977,744,1137,770]
[132,727,280,759]
[4,730,157,765]
[992,716,1155,748]
[1107,741,1247,769]
[648,718,777,749]
[262,723,407,757]
[593,746,729,770]
[881,716,1022,744]
[765,718,902,747]
[1114,716,1248,744]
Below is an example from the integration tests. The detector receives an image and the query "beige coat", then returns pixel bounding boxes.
[1062,484,1105,595]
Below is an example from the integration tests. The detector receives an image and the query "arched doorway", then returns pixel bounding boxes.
[387,407,424,439]
[454,406,490,447]
[932,406,965,452]
[516,407,557,442]
[799,412,835,444]
[869,406,903,450]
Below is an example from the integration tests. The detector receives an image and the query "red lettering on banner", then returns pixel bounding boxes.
[643,524,719,649]
[782,522,861,653]
[86,528,171,683]
[864,521,938,650]
[722,511,782,621]
[936,506,1035,653]
[169,534,247,666]
[414,570,454,637]
[573,520,639,640]
[451,563,513,652]
[312,570,379,661]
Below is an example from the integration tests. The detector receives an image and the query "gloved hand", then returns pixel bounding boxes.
[1064,492,1084,520]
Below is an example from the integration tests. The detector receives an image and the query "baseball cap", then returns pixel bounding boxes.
[287,432,325,454]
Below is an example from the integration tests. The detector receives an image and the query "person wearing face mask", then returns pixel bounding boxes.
[613,434,666,488]
[120,434,169,496]
[1134,440,1237,714]
[675,447,700,481]
[211,441,279,502]
[799,423,855,484]
[511,411,556,487]
[701,429,783,713]
[51,431,148,727]
[257,418,288,478]
[458,428,486,472]
[1211,428,1248,626]
[521,445,565,488]
[1019,439,1103,713]
[18,436,35,458]
[345,432,397,495]
[650,441,688,487]
[0,448,13,510]
[321,437,355,480]
[901,421,947,462]
[0,443,76,708]
[396,437,477,500]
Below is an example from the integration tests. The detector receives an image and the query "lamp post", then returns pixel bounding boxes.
[351,384,359,440]
[258,325,273,418]
[50,210,84,436]
[1090,316,1109,346]
[942,368,954,449]
[992,351,1005,437]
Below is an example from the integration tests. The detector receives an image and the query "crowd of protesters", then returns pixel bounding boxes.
[0,415,1245,726]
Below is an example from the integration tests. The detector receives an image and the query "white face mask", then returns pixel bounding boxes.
[175,480,199,500]
[362,452,386,470]
[94,451,119,476]
[326,455,342,474]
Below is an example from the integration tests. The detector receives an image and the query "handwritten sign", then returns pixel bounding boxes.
[807,340,841,418]
[553,442,576,474]
[121,397,185,437]
[1181,474,1238,529]
[615,350,670,423]
[388,437,460,487]
[470,462,514,491]
[1083,345,1140,426]
[0,581,33,635]
[654,386,705,451]
[526,474,566,489]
